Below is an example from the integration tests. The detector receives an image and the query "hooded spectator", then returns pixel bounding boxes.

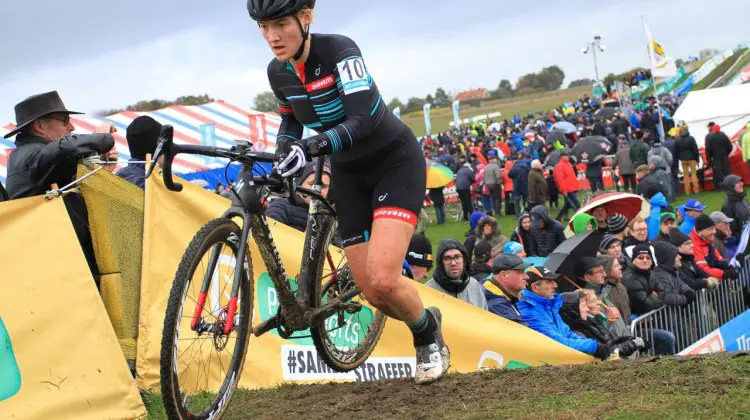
[474,214,508,256]
[509,212,533,257]
[470,240,493,280]
[636,164,667,200]
[571,212,598,234]
[710,211,734,259]
[679,199,706,235]
[118,115,162,188]
[518,267,610,360]
[455,163,476,220]
[266,163,331,232]
[720,175,750,235]
[651,242,696,306]
[483,254,531,323]
[508,157,531,216]
[614,136,637,193]
[689,214,735,281]
[600,255,631,324]
[607,213,629,240]
[463,211,485,260]
[647,156,672,200]
[648,143,675,200]
[527,159,548,207]
[676,125,701,194]
[529,205,566,257]
[669,228,719,291]
[623,243,663,315]
[405,234,433,282]
[705,124,732,188]
[426,239,488,309]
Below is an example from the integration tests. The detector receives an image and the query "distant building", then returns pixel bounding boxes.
[455,88,490,108]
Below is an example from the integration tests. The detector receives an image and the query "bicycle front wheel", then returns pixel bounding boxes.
[309,227,386,372]
[160,218,253,420]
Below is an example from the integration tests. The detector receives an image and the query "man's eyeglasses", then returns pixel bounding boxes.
[45,114,71,125]
[442,255,464,264]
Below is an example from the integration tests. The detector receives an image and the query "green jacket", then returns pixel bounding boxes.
[742,123,750,161]
[629,141,650,168]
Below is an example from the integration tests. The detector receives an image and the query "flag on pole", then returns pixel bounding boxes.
[452,100,461,129]
[644,21,677,78]
[423,103,432,135]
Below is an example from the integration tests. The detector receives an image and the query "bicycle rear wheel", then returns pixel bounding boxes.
[309,226,386,372]
[160,218,253,420]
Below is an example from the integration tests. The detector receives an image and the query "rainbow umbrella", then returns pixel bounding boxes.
[426,160,454,189]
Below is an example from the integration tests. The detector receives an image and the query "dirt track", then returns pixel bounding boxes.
[208,353,750,419]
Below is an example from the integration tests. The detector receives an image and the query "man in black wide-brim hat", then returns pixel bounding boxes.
[5,91,118,282]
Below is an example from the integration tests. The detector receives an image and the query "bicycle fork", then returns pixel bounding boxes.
[191,212,253,336]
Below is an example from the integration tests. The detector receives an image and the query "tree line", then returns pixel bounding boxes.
[94,94,214,117]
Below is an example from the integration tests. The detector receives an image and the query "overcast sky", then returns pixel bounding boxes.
[1,0,748,124]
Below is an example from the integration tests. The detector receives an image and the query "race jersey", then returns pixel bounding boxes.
[268,34,408,165]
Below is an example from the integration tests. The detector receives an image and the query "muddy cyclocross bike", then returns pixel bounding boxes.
[147,126,386,420]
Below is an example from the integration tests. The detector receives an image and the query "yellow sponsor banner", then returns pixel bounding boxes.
[0,196,145,419]
[137,175,592,390]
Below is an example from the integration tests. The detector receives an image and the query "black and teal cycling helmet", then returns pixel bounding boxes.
[247,0,315,21]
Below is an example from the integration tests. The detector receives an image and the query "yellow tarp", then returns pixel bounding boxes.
[77,164,145,362]
[137,173,592,390]
[0,195,145,419]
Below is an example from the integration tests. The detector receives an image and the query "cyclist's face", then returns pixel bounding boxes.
[259,10,312,61]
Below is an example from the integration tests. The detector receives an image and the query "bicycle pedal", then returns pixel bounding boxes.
[252,314,280,337]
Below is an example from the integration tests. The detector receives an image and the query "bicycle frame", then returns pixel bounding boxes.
[149,127,360,339]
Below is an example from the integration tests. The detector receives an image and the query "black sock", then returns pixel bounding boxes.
[409,310,437,347]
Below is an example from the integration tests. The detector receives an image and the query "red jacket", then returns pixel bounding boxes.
[690,229,725,279]
[553,157,579,195]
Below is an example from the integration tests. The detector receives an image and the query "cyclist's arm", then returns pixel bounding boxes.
[270,85,304,147]
[306,40,378,156]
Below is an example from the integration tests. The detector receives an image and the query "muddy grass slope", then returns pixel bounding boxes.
[145,353,750,419]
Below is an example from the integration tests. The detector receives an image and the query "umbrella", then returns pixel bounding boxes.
[545,130,567,145]
[595,108,619,120]
[544,230,604,292]
[543,148,565,168]
[425,160,454,189]
[567,192,647,230]
[551,121,576,134]
[572,136,612,163]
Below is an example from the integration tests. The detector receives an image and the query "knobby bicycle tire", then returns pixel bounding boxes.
[308,222,386,372]
[160,218,253,420]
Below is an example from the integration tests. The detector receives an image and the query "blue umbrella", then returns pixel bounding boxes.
[552,121,577,134]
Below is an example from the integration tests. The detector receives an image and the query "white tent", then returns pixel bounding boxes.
[673,84,750,146]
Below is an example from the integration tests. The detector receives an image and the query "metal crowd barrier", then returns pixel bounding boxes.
[630,261,749,356]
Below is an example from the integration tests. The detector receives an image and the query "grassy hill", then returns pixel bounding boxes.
[144,352,750,419]
[401,85,592,135]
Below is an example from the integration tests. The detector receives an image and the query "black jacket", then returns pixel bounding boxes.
[528,205,565,257]
[428,187,445,206]
[676,133,699,161]
[721,175,750,234]
[6,133,115,199]
[705,131,733,160]
[266,198,309,232]
[455,166,475,190]
[509,213,533,256]
[612,118,629,136]
[678,253,710,291]
[116,161,146,189]
[470,262,492,281]
[651,242,694,306]
[623,265,663,315]
[637,172,667,200]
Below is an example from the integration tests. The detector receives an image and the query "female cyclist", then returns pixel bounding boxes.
[247,0,448,383]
